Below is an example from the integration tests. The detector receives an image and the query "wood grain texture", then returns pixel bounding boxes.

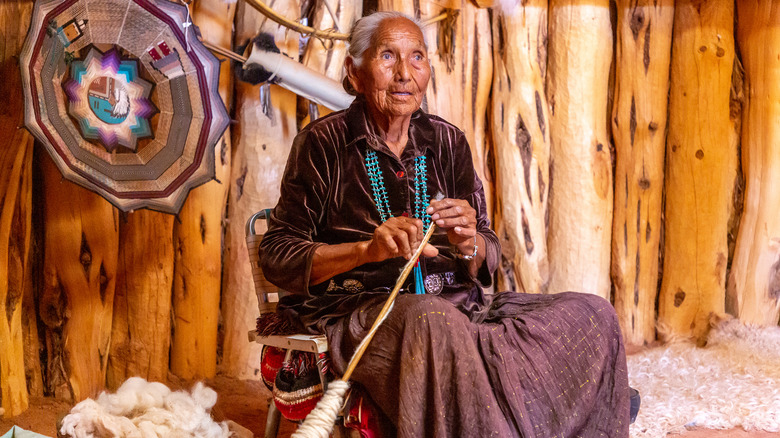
[728,0,780,326]
[0,0,36,417]
[611,0,674,345]
[546,0,613,299]
[40,154,118,401]
[490,1,550,294]
[659,0,738,342]
[107,210,174,390]
[220,0,301,378]
[170,0,235,380]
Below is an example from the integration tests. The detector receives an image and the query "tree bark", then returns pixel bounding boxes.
[0,134,33,418]
[0,0,36,416]
[170,0,235,381]
[107,211,174,390]
[490,1,550,294]
[728,0,780,326]
[611,0,674,345]
[546,0,613,299]
[659,0,738,342]
[377,0,494,215]
[220,0,301,378]
[40,154,119,401]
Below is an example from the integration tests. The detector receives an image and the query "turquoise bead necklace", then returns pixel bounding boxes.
[365,149,430,294]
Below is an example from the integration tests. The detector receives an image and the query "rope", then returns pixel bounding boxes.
[291,380,350,438]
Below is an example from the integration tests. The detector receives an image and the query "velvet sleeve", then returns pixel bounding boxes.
[259,127,331,295]
[446,128,500,288]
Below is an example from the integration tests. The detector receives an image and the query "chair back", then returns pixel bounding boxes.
[245,209,285,315]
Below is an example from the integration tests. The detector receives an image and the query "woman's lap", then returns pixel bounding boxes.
[324,292,629,438]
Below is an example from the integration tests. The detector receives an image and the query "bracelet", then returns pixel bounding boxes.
[455,236,478,260]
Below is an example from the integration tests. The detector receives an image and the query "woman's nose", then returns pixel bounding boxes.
[395,60,411,82]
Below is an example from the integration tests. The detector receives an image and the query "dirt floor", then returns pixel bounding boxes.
[1,374,778,437]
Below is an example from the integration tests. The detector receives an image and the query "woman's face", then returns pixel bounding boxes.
[348,17,430,122]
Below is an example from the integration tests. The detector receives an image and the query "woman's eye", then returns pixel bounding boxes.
[381,53,393,60]
[413,54,423,61]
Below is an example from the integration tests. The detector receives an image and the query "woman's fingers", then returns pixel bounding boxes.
[427,199,476,232]
[373,216,423,260]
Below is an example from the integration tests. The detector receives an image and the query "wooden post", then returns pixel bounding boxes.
[0,0,36,416]
[169,0,235,381]
[546,0,613,298]
[377,1,494,214]
[490,1,550,294]
[40,154,119,401]
[0,135,33,419]
[221,0,301,378]
[107,210,174,390]
[728,1,780,326]
[658,0,738,342]
[611,0,674,345]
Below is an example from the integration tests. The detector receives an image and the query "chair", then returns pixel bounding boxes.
[245,210,353,438]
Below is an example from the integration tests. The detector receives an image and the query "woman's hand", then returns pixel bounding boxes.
[427,198,478,257]
[364,216,439,263]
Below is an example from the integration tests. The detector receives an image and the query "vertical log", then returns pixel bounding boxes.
[221,0,301,378]
[611,0,674,345]
[40,154,118,401]
[546,0,613,298]
[729,1,780,326]
[377,1,494,214]
[0,138,33,418]
[490,1,550,294]
[0,0,36,416]
[659,0,737,342]
[107,211,174,390]
[170,0,235,381]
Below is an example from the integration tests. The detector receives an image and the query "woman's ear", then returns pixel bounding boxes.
[345,57,363,94]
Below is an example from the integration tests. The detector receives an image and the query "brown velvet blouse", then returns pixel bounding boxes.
[259,97,500,331]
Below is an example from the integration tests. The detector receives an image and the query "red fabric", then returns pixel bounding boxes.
[260,346,285,391]
[344,389,386,438]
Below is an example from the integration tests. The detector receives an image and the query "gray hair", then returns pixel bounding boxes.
[343,11,427,94]
[348,11,427,68]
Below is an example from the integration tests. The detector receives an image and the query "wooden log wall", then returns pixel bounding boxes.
[40,154,119,401]
[611,0,673,345]
[490,1,550,294]
[728,1,780,326]
[7,0,780,418]
[546,0,614,299]
[107,211,174,389]
[220,0,301,378]
[170,0,235,381]
[658,0,739,343]
[1,0,35,418]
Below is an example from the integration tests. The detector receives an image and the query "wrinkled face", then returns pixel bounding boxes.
[348,17,430,121]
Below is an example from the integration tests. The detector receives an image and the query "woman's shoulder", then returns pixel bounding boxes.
[418,112,467,139]
[297,109,351,143]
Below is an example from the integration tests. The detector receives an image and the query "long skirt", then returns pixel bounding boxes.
[324,291,630,438]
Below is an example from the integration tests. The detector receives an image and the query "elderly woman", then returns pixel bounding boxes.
[260,11,630,438]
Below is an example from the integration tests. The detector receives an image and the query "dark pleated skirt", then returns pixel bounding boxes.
[324,291,630,438]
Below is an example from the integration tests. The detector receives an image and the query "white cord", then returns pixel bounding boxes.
[291,380,350,438]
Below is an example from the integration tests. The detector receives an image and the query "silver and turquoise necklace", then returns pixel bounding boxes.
[365,149,430,294]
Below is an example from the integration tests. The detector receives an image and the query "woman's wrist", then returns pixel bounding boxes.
[454,235,478,260]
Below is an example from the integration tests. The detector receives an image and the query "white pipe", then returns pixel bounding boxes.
[244,47,355,111]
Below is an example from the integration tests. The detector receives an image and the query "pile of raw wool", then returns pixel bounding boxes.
[59,377,230,438]
[628,315,780,438]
